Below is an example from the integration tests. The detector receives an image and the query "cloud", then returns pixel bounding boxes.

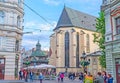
[43,0,61,6]
[22,21,56,51]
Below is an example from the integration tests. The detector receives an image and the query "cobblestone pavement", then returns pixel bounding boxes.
[25,79,80,83]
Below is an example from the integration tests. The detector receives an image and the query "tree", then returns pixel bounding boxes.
[93,11,106,68]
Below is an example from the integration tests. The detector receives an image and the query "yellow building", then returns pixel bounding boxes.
[49,6,99,74]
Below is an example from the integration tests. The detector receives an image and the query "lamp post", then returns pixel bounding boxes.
[80,51,90,74]
[65,66,68,76]
[24,56,30,71]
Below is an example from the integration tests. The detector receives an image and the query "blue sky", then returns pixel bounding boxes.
[22,0,102,51]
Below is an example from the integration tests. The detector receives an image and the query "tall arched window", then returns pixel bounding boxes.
[86,34,90,53]
[76,32,79,67]
[17,16,20,27]
[65,31,69,67]
[0,11,5,24]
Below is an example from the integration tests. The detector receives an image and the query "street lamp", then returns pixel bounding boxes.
[80,51,90,74]
[65,66,68,76]
[24,56,30,71]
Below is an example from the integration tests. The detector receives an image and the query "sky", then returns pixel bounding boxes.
[22,0,102,51]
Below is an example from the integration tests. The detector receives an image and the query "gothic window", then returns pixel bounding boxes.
[76,32,79,67]
[65,31,69,67]
[116,17,120,35]
[0,11,5,24]
[86,34,90,53]
[17,16,20,27]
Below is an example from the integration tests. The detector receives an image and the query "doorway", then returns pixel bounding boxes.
[0,58,5,80]
[115,58,120,83]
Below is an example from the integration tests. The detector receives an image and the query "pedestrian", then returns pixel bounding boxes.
[60,73,64,82]
[19,70,23,80]
[84,72,93,83]
[57,73,60,82]
[39,72,44,83]
[79,72,84,83]
[29,70,34,82]
[102,71,107,83]
[24,70,28,82]
[94,72,104,83]
[107,74,113,83]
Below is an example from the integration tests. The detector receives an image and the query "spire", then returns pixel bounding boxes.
[36,40,41,51]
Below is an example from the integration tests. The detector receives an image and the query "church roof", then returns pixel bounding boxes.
[31,50,46,57]
[31,41,46,57]
[54,6,97,31]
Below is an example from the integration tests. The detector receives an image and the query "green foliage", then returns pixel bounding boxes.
[80,61,90,67]
[93,11,106,68]
[24,61,30,66]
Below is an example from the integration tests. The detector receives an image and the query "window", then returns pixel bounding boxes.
[76,32,79,67]
[86,34,90,53]
[0,11,5,24]
[17,16,20,27]
[103,0,107,4]
[116,17,120,34]
[18,0,21,6]
[93,58,97,65]
[65,31,69,67]
[15,40,19,51]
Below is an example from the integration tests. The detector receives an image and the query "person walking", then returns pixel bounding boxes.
[107,74,113,83]
[39,72,44,83]
[24,70,28,82]
[94,72,104,83]
[84,72,93,83]
[60,73,64,82]
[29,70,34,82]
[79,72,84,83]
[19,70,23,80]
[102,71,107,83]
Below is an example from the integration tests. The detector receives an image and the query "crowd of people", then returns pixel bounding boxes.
[56,71,113,83]
[19,70,113,83]
[78,71,113,83]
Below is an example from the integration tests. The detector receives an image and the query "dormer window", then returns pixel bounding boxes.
[116,17,120,35]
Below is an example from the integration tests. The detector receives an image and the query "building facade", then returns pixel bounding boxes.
[0,0,24,80]
[101,0,120,83]
[49,6,99,74]
[86,51,104,76]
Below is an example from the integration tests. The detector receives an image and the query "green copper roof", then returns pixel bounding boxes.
[31,50,46,56]
[30,41,46,56]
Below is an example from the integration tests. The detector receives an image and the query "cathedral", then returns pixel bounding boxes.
[49,6,99,74]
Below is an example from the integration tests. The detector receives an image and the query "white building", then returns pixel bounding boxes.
[0,0,24,80]
[101,0,120,83]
